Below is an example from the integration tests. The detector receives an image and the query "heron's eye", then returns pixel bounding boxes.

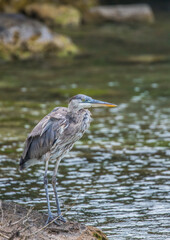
[82,98,86,102]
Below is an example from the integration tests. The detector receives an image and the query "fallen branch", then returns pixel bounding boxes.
[11,206,34,226]
[0,231,8,239]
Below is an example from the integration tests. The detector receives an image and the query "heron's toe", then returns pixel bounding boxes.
[46,215,60,226]
[58,215,66,223]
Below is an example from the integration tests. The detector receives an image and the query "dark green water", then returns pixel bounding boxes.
[0,13,170,239]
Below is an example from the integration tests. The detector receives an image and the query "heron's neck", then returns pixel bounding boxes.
[68,102,80,114]
[68,103,88,119]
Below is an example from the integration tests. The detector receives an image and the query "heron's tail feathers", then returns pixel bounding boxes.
[19,156,26,171]
[19,157,38,171]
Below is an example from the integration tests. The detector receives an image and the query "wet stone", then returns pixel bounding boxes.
[0,13,78,61]
[84,4,155,24]
[24,4,82,27]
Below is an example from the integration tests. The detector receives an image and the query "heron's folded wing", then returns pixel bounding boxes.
[22,113,67,161]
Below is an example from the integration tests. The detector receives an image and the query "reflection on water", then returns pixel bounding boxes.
[0,15,170,239]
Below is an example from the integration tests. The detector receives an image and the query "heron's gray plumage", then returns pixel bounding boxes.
[19,94,116,225]
[20,105,91,170]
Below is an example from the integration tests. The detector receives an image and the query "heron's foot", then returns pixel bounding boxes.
[46,214,66,225]
[46,215,60,226]
[57,214,66,223]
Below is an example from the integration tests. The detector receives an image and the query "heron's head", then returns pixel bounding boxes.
[68,94,117,111]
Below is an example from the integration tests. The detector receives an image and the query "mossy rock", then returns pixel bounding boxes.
[58,0,98,13]
[0,0,98,14]
[25,3,82,27]
[0,13,79,61]
[0,0,34,12]
[83,4,155,24]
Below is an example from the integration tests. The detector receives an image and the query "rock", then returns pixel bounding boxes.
[0,0,98,14]
[0,0,34,13]
[25,4,81,27]
[117,54,170,64]
[0,13,78,61]
[59,0,98,13]
[0,201,108,240]
[84,4,155,24]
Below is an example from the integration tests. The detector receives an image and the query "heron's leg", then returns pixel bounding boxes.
[52,159,66,223]
[44,159,59,225]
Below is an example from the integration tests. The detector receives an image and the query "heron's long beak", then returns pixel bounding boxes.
[89,99,117,108]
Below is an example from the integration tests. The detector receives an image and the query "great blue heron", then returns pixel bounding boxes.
[19,94,117,224]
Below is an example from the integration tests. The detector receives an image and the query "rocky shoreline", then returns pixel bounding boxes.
[0,201,108,240]
[0,1,154,61]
